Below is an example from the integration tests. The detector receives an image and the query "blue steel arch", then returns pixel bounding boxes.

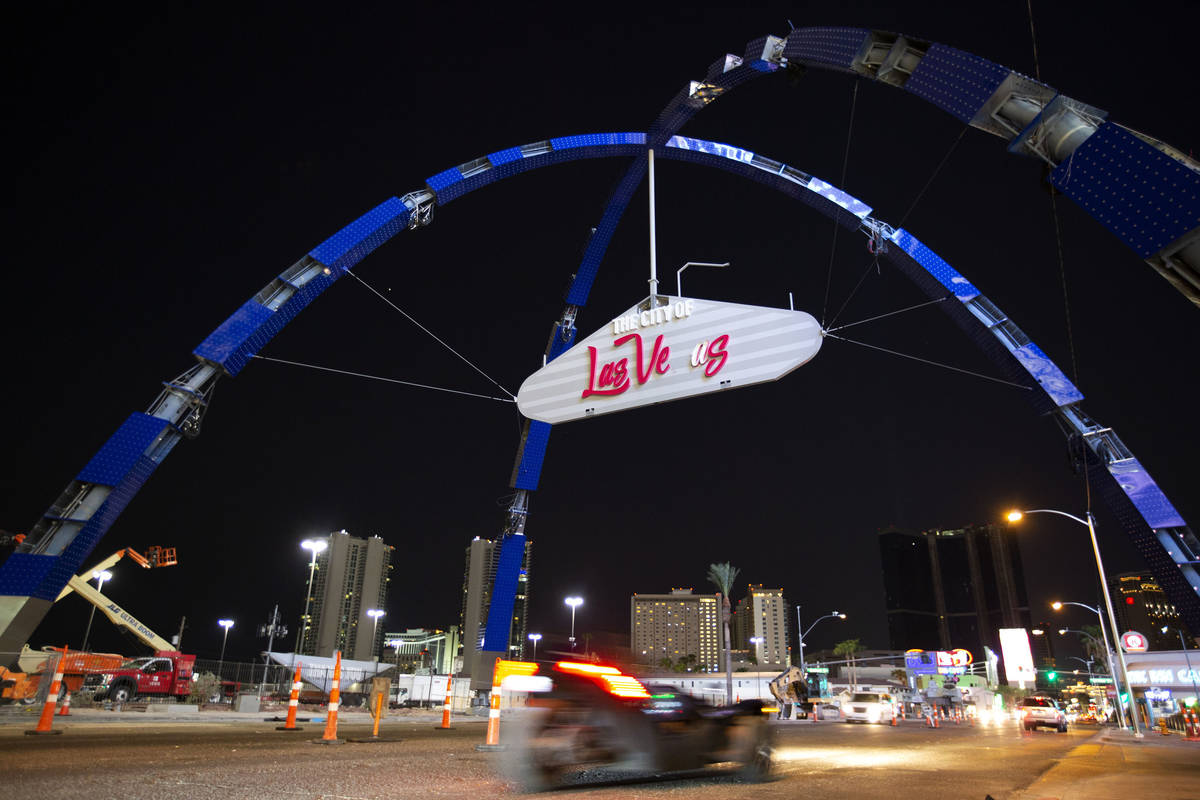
[2,25,1198,656]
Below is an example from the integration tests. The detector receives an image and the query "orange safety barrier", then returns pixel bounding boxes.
[277,663,304,731]
[314,651,343,745]
[436,674,454,729]
[26,647,67,736]
[1184,708,1200,741]
[369,692,384,739]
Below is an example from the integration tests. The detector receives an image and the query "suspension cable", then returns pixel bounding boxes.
[826,254,880,330]
[821,79,860,327]
[824,295,949,333]
[896,127,968,232]
[345,268,516,399]
[250,354,516,403]
[823,333,1034,391]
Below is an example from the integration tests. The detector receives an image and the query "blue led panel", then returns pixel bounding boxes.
[546,324,577,363]
[667,135,754,165]
[512,421,552,491]
[905,43,1009,124]
[1108,459,1186,529]
[194,299,273,372]
[426,166,464,195]
[309,197,410,275]
[566,153,648,306]
[76,413,170,487]
[783,27,870,71]
[889,229,980,300]
[487,146,523,166]
[1050,122,1200,257]
[0,553,58,596]
[806,178,872,219]
[41,453,162,601]
[1012,343,1083,406]
[480,533,526,652]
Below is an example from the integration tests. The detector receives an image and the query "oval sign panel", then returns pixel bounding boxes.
[1120,630,1148,653]
[517,297,823,424]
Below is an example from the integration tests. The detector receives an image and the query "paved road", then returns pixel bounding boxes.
[1,710,1196,799]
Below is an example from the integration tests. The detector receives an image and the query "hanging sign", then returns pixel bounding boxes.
[1120,631,1149,653]
[516,297,822,424]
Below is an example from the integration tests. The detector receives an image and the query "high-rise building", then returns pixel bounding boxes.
[1109,572,1193,650]
[460,535,532,679]
[732,585,790,668]
[879,524,1030,663]
[631,588,723,671]
[299,529,393,661]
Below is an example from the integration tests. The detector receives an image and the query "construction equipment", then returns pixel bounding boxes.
[768,665,814,718]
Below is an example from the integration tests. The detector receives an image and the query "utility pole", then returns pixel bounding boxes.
[173,616,187,651]
[257,604,286,700]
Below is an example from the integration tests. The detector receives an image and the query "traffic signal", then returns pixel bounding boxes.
[1046,671,1057,682]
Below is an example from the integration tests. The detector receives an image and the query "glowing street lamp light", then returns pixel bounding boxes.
[295,538,328,655]
[366,609,385,674]
[217,619,234,691]
[749,636,765,665]
[1006,508,1142,738]
[81,570,113,652]
[528,632,543,661]
[564,596,583,648]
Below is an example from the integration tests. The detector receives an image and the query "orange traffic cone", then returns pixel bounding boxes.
[435,674,453,729]
[890,706,897,726]
[277,663,304,731]
[57,691,72,716]
[26,647,67,736]
[313,651,343,745]
[476,658,505,751]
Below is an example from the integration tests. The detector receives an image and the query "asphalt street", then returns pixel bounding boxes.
[2,709,1196,799]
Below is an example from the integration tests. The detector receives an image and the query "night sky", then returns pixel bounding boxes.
[4,4,1197,669]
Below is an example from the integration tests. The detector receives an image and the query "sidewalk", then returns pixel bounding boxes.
[1013,727,1200,799]
[0,705,484,726]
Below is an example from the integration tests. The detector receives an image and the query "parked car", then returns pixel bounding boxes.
[1019,695,1068,732]
[842,692,895,724]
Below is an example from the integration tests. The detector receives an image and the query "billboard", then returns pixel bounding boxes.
[516,297,823,424]
[998,628,1037,684]
[904,648,973,676]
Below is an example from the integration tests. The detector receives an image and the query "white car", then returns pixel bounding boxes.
[1019,696,1068,732]
[842,692,895,724]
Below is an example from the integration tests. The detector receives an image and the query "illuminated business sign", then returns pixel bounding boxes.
[1120,630,1149,653]
[998,628,1037,684]
[904,648,974,675]
[516,297,822,424]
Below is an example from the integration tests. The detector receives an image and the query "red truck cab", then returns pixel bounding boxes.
[84,651,196,703]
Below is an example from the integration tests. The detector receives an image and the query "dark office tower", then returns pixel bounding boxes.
[1109,572,1193,650]
[459,535,533,680]
[879,524,1031,661]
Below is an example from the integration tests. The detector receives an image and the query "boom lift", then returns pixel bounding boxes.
[56,546,179,651]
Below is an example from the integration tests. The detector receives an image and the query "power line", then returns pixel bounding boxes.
[250,354,516,403]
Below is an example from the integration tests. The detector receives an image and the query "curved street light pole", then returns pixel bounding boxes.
[295,539,328,657]
[1010,509,1142,737]
[795,607,846,676]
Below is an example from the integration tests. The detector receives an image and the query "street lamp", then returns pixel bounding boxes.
[1052,598,1125,725]
[564,597,583,649]
[81,570,113,652]
[217,619,234,693]
[1006,508,1142,737]
[1160,625,1199,706]
[366,609,385,670]
[528,632,542,661]
[295,538,328,655]
[795,607,846,676]
[750,636,764,666]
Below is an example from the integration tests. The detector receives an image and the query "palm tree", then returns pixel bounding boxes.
[834,638,862,692]
[707,561,740,705]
